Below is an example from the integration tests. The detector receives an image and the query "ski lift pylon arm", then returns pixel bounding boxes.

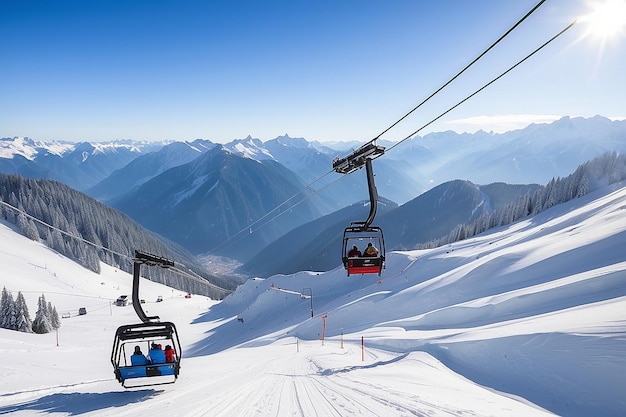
[332,142,384,230]
[132,250,174,323]
[363,158,378,229]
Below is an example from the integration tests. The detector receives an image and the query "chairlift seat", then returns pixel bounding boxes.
[117,363,177,379]
[345,256,385,275]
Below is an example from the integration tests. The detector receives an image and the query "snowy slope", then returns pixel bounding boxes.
[1,182,625,416]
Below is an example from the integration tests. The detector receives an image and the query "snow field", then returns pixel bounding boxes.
[1,182,625,416]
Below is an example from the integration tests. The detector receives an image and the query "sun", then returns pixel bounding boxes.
[581,0,626,40]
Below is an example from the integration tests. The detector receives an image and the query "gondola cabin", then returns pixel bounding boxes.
[342,223,385,276]
[111,321,182,388]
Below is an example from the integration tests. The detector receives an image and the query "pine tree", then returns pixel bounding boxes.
[0,286,12,329]
[48,301,61,329]
[51,305,61,329]
[15,292,33,333]
[543,178,558,209]
[52,229,66,253]
[1,287,18,330]
[25,217,40,241]
[16,212,29,236]
[32,294,53,334]
[577,173,590,198]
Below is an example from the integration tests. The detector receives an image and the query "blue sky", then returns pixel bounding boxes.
[1,0,625,143]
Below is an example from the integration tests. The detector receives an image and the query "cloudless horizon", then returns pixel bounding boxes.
[2,0,625,143]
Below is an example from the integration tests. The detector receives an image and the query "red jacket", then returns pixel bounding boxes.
[164,347,176,363]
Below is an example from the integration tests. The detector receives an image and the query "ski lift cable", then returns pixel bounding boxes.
[208,0,553,255]
[207,172,347,254]
[385,19,578,154]
[0,199,228,293]
[243,1,547,221]
[233,169,336,236]
[0,199,130,260]
[168,265,231,294]
[367,0,548,145]
[220,2,573,254]
[241,174,347,235]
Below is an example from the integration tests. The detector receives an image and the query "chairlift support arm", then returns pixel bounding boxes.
[332,143,384,230]
[132,250,174,323]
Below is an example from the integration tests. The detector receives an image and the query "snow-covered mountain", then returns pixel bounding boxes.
[221,134,420,209]
[0,137,165,190]
[108,145,322,259]
[0,136,74,160]
[87,139,216,201]
[5,116,625,204]
[1,178,624,416]
[3,116,625,268]
[386,115,626,187]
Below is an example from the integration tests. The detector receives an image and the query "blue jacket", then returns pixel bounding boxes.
[131,353,150,366]
[148,348,166,364]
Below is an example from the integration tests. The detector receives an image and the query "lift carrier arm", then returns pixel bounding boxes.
[332,142,385,229]
[132,250,174,323]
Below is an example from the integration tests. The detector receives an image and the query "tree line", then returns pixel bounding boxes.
[422,152,626,248]
[1,287,61,334]
[0,175,237,299]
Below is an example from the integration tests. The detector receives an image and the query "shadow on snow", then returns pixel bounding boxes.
[0,390,161,415]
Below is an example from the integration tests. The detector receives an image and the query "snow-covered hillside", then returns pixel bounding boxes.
[1,182,625,416]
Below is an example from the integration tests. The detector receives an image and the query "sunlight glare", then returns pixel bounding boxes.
[581,0,626,40]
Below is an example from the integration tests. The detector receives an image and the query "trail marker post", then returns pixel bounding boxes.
[341,328,344,349]
[321,313,328,345]
[361,336,364,362]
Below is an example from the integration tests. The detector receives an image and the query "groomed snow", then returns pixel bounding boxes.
[1,183,625,416]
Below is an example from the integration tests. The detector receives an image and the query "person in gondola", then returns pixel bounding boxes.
[347,245,361,257]
[131,345,150,365]
[363,242,379,257]
[148,343,166,364]
[164,345,176,363]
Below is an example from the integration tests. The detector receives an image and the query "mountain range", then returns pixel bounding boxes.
[5,116,623,202]
[1,116,625,276]
[0,137,165,190]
